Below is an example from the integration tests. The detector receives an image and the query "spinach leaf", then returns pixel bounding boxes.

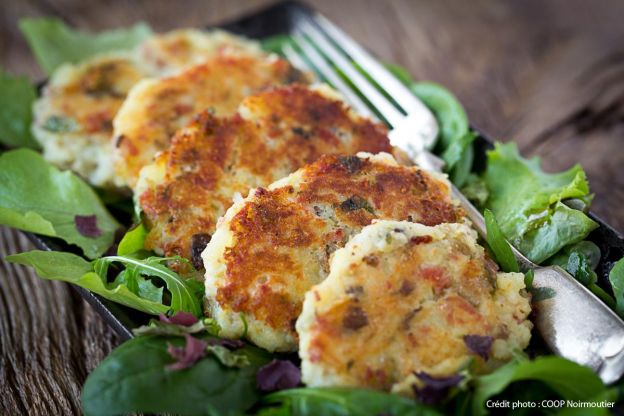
[116,222,147,256]
[19,18,151,75]
[262,387,442,416]
[0,69,39,149]
[5,250,168,315]
[484,209,519,273]
[483,142,598,264]
[0,149,119,258]
[6,250,203,316]
[81,335,271,416]
[609,257,624,318]
[409,82,474,187]
[472,355,606,416]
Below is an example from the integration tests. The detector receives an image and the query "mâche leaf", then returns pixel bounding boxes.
[6,250,203,316]
[471,355,606,416]
[81,335,271,416]
[0,149,119,258]
[0,69,39,149]
[262,387,442,416]
[19,18,151,75]
[483,142,598,264]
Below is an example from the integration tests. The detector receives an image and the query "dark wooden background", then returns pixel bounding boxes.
[1,0,623,413]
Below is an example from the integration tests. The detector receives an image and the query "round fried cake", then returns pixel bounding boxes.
[137,28,263,74]
[297,220,532,395]
[202,152,464,352]
[32,29,261,187]
[136,84,391,271]
[112,54,310,189]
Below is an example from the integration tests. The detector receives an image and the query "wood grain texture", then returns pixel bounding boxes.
[1,0,623,413]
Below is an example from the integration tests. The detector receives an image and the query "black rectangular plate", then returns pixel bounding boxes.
[26,0,624,341]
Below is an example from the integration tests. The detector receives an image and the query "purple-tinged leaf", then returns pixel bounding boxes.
[463,334,493,360]
[74,214,101,238]
[412,372,463,405]
[166,334,206,370]
[159,311,198,326]
[257,359,301,392]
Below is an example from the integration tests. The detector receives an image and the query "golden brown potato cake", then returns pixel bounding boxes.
[112,54,310,188]
[136,84,391,272]
[137,29,263,73]
[32,29,261,188]
[32,52,148,187]
[297,220,532,395]
[202,153,464,352]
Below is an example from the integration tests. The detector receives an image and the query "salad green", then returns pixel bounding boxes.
[6,250,203,316]
[0,69,39,149]
[19,17,151,75]
[81,334,272,416]
[483,142,598,264]
[0,149,119,258]
[609,257,624,318]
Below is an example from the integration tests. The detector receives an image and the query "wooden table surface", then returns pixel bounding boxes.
[1,0,624,413]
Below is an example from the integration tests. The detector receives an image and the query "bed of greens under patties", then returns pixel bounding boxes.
[1,3,624,416]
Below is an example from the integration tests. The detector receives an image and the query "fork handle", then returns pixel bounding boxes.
[532,265,624,384]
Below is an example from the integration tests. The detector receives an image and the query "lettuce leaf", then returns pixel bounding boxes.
[19,18,151,75]
[0,149,120,258]
[483,143,598,263]
[6,250,203,316]
[0,69,39,149]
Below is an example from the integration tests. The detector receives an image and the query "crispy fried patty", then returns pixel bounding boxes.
[137,84,391,271]
[202,153,464,352]
[32,29,261,187]
[297,220,532,394]
[112,54,310,189]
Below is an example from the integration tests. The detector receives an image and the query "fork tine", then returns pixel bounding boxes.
[289,36,376,119]
[313,14,431,115]
[294,20,405,127]
[281,43,312,73]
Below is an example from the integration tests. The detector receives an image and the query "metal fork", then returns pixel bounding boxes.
[279,11,624,384]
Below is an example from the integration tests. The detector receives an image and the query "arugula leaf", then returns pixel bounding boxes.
[5,250,168,315]
[262,387,442,416]
[19,18,151,75]
[81,335,271,416]
[0,149,119,258]
[94,256,203,316]
[117,223,147,256]
[6,250,203,316]
[0,69,39,149]
[472,355,606,415]
[484,209,520,273]
[483,142,598,264]
[609,257,624,318]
